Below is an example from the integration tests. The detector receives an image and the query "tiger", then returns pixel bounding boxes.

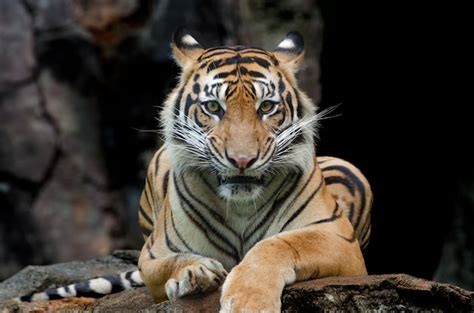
[18,28,372,312]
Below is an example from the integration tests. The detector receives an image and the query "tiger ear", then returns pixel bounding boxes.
[273,31,305,73]
[171,27,204,68]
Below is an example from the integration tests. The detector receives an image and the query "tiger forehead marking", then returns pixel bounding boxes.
[188,49,296,150]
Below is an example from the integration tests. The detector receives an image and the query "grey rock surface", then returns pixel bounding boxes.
[0,254,472,312]
[0,250,139,302]
[0,0,36,91]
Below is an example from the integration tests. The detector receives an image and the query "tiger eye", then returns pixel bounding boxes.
[259,101,275,113]
[205,101,221,113]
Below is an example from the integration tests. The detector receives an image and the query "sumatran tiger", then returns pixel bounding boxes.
[18,28,372,312]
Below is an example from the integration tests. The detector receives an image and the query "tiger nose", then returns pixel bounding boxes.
[227,155,257,169]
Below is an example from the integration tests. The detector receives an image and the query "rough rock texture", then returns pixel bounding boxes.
[0,250,139,302]
[0,252,472,312]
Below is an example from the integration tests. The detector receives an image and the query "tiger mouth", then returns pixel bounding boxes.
[218,175,264,185]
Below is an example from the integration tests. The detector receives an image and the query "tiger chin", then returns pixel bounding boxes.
[17,28,372,313]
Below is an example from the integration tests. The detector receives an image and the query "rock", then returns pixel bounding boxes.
[1,256,472,313]
[0,84,57,182]
[0,250,138,302]
[25,0,75,32]
[0,0,36,91]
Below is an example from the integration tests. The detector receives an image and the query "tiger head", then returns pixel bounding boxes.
[162,28,318,202]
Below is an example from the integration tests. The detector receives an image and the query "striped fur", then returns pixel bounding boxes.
[17,270,143,302]
[18,29,372,310]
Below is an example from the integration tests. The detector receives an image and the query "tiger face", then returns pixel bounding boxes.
[163,28,317,202]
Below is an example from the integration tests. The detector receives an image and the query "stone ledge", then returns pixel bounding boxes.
[1,251,472,312]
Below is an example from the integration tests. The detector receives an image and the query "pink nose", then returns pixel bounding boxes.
[227,155,257,169]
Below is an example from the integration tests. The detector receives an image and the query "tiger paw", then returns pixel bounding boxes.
[219,265,282,313]
[220,291,281,313]
[165,258,227,300]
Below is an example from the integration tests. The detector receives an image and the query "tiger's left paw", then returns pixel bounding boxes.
[219,265,282,313]
[220,292,281,313]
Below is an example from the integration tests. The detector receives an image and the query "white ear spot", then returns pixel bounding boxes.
[182,34,198,46]
[278,38,296,49]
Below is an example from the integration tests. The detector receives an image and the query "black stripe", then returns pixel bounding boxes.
[174,175,239,261]
[285,92,295,121]
[337,231,357,243]
[199,48,236,60]
[192,83,200,94]
[139,204,154,227]
[322,165,366,229]
[304,203,343,227]
[174,87,185,115]
[278,165,317,221]
[208,56,271,72]
[280,174,324,232]
[248,70,266,78]
[225,85,237,99]
[359,216,372,246]
[261,138,275,160]
[198,172,217,193]
[214,69,237,79]
[181,175,239,238]
[182,179,239,239]
[209,137,224,158]
[45,289,62,300]
[252,145,276,171]
[154,148,165,177]
[146,175,155,204]
[250,172,303,243]
[278,73,285,94]
[168,202,195,252]
[245,176,288,239]
[143,185,154,209]
[162,170,170,198]
[323,175,356,196]
[243,81,256,97]
[193,108,204,127]
[184,94,198,117]
[74,281,106,298]
[139,223,152,237]
[163,203,184,253]
[200,47,271,61]
[295,90,304,118]
[19,295,33,302]
[317,158,330,164]
[103,275,125,293]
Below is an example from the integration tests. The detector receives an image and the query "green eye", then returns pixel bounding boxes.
[203,101,221,114]
[259,101,276,114]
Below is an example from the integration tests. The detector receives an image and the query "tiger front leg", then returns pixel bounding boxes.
[138,237,228,302]
[220,226,367,313]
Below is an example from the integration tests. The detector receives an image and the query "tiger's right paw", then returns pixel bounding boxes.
[165,258,227,300]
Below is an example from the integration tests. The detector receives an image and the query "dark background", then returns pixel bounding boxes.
[0,0,472,289]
